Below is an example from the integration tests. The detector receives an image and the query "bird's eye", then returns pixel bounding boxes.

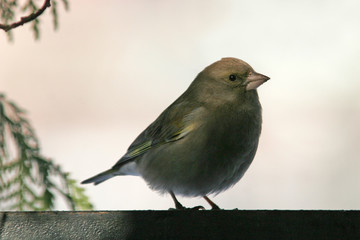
[229,75,237,81]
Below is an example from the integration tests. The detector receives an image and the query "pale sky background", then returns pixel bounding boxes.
[1,0,360,210]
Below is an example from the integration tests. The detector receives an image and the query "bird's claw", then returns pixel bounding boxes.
[191,205,206,210]
[168,205,205,211]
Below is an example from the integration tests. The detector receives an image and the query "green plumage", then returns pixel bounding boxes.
[82,57,269,209]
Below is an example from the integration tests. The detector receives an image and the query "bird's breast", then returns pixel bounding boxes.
[137,99,262,196]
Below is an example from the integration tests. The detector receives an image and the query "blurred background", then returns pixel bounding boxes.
[1,0,360,210]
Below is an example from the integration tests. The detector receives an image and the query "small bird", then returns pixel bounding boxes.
[82,57,269,210]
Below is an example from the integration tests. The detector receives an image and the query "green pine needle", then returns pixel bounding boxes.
[0,93,93,211]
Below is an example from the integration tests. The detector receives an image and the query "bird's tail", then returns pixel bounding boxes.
[81,169,117,185]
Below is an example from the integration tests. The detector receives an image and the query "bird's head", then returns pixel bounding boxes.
[202,57,270,91]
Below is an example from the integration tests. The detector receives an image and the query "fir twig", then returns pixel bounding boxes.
[0,0,69,40]
[0,93,93,211]
[0,0,50,32]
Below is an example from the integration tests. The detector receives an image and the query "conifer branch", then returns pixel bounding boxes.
[0,0,51,32]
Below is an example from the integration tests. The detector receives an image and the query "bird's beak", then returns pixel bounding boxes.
[244,72,270,91]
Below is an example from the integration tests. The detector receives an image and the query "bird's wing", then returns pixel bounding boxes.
[112,102,204,169]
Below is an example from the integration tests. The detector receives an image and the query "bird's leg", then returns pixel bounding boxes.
[169,191,205,210]
[203,196,220,210]
[169,191,185,210]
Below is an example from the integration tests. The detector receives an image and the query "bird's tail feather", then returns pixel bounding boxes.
[81,169,116,185]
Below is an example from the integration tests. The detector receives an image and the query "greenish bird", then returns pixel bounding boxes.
[82,57,270,210]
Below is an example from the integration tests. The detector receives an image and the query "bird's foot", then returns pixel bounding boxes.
[203,195,221,210]
[210,205,221,210]
[169,205,205,211]
[169,191,205,210]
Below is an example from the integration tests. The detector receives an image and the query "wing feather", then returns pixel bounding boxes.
[112,102,204,169]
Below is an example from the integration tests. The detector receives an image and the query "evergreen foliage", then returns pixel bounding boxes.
[0,93,93,210]
[0,0,69,40]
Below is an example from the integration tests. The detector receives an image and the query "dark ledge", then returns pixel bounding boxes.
[0,210,359,240]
